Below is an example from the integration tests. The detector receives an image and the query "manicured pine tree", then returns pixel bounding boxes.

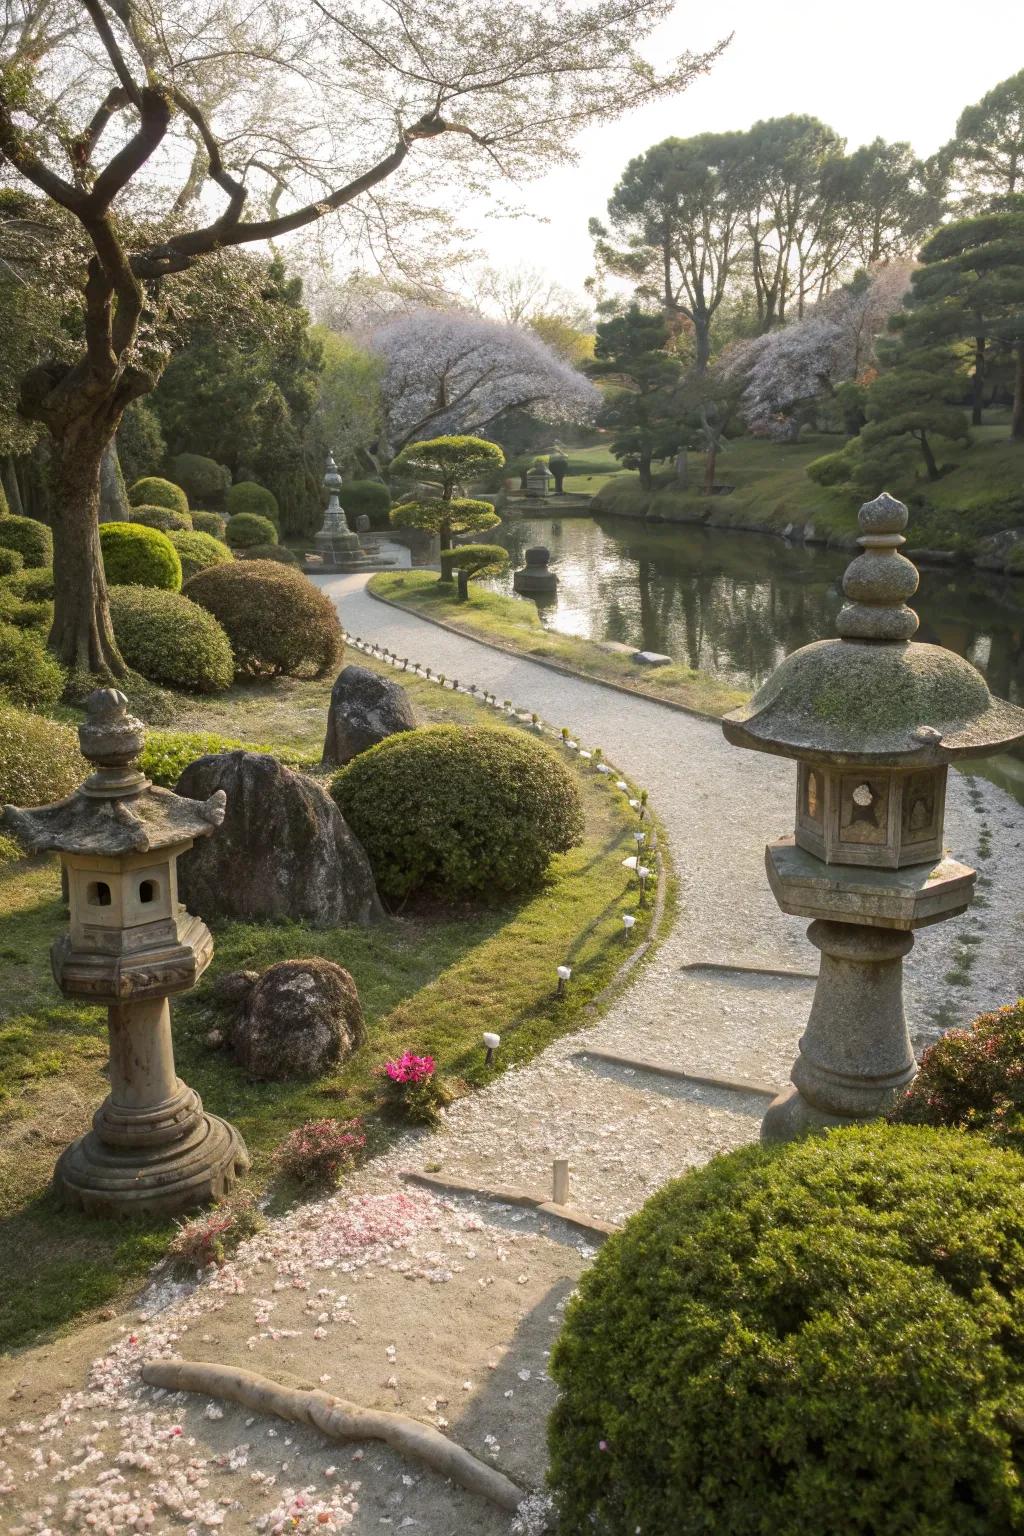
[590,307,685,491]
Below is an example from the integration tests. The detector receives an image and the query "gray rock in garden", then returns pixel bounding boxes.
[633,651,672,667]
[355,514,371,534]
[322,663,416,767]
[976,527,1024,573]
[176,751,381,926]
[222,957,365,1079]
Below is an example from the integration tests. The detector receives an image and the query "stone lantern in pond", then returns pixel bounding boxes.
[1,689,249,1215]
[525,460,554,499]
[723,493,1024,1142]
[314,452,362,565]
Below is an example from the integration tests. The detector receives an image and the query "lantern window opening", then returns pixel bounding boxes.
[87,880,112,907]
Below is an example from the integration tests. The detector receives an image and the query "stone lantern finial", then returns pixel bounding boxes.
[835,492,919,642]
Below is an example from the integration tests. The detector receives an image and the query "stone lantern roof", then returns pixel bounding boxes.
[2,688,226,857]
[722,493,1024,767]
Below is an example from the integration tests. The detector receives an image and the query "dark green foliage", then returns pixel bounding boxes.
[0,703,84,804]
[0,546,23,576]
[184,560,342,678]
[99,522,182,591]
[116,399,166,486]
[128,476,189,515]
[591,306,685,489]
[0,515,52,568]
[129,503,194,533]
[240,542,298,564]
[448,543,509,599]
[891,998,1024,1147]
[390,436,505,497]
[943,70,1024,205]
[0,582,50,633]
[171,453,231,508]
[108,586,234,692]
[191,510,228,539]
[168,530,233,582]
[226,481,279,521]
[549,1122,1024,1536]
[140,730,317,787]
[332,724,584,902]
[0,623,64,709]
[341,478,391,529]
[226,511,278,548]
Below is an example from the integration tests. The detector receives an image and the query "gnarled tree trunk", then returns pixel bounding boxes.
[47,405,126,675]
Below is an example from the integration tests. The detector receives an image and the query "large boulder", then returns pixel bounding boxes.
[176,751,381,926]
[218,958,364,1079]
[322,663,416,768]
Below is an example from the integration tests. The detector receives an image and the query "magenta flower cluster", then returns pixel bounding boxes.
[384,1050,436,1085]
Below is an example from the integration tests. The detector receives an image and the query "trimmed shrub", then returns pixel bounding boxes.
[0,704,85,804]
[274,1117,366,1187]
[108,585,233,692]
[226,511,278,549]
[331,724,584,902]
[0,585,51,633]
[0,547,23,577]
[890,998,1024,1147]
[191,510,228,539]
[127,476,189,515]
[226,480,279,521]
[0,624,65,710]
[168,529,233,582]
[6,567,54,602]
[171,453,231,509]
[240,541,297,565]
[549,1122,1024,1536]
[140,729,317,787]
[185,561,342,678]
[0,515,52,568]
[129,503,194,534]
[100,522,182,591]
[342,479,391,529]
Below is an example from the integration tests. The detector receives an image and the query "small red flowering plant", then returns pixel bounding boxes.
[889,999,1024,1147]
[380,1050,453,1125]
[274,1117,367,1186]
[168,1188,264,1271]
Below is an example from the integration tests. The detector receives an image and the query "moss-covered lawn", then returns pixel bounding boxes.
[368,570,747,719]
[0,658,667,1351]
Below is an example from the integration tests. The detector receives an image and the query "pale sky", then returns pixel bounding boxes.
[472,0,1024,298]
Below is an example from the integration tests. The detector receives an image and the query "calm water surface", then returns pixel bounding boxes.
[488,514,1024,801]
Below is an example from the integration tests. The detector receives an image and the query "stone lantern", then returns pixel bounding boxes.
[525,461,554,499]
[722,493,1024,1142]
[314,452,362,565]
[513,546,558,596]
[1,689,249,1215]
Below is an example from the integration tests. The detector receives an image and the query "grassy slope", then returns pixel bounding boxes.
[368,570,747,719]
[0,658,666,1350]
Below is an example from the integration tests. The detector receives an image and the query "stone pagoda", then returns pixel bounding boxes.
[314,452,362,566]
[723,492,1024,1141]
[2,689,249,1215]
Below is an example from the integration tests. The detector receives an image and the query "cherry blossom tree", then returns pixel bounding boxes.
[373,310,601,450]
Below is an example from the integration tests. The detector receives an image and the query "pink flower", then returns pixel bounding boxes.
[383,1051,436,1085]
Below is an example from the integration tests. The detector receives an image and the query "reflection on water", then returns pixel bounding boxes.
[489,515,1024,797]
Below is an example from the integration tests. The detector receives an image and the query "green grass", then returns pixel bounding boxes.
[368,570,748,719]
[0,660,668,1349]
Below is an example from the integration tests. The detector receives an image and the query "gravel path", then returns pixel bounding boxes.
[3,575,1022,1536]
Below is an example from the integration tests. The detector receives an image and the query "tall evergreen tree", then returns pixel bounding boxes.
[590,306,684,489]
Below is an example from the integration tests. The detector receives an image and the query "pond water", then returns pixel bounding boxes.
[489,514,1024,802]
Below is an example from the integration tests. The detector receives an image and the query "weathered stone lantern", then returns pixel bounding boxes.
[723,493,1024,1141]
[513,546,558,596]
[1,689,249,1215]
[314,452,362,565]
[525,461,554,499]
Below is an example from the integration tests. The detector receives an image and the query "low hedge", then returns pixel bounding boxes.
[0,704,85,805]
[191,510,228,539]
[240,542,297,564]
[331,724,584,902]
[226,481,278,521]
[226,511,278,549]
[0,623,65,710]
[6,567,54,602]
[890,999,1024,1148]
[128,476,189,515]
[0,584,51,633]
[185,560,342,678]
[168,529,233,582]
[129,503,194,534]
[141,729,317,787]
[99,522,182,591]
[0,515,52,568]
[0,547,23,577]
[108,585,234,692]
[549,1122,1024,1536]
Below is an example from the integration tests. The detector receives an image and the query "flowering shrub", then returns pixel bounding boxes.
[168,1189,263,1271]
[890,999,1024,1147]
[381,1051,452,1124]
[274,1118,367,1186]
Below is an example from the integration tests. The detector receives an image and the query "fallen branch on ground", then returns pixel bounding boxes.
[141,1357,526,1511]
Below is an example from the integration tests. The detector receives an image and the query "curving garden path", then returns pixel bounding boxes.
[2,575,1022,1536]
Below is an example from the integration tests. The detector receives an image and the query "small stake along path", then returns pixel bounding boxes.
[2,573,1023,1536]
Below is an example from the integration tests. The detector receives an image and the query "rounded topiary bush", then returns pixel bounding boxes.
[226,511,278,549]
[99,522,182,591]
[0,623,65,710]
[0,515,52,568]
[240,541,297,565]
[226,480,278,522]
[890,998,1024,1148]
[171,453,230,508]
[169,529,233,582]
[185,560,341,678]
[7,567,54,602]
[129,503,194,534]
[128,476,189,515]
[549,1122,1024,1536]
[331,724,584,902]
[0,546,24,577]
[342,479,391,529]
[0,704,84,804]
[191,510,228,539]
[108,585,233,692]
